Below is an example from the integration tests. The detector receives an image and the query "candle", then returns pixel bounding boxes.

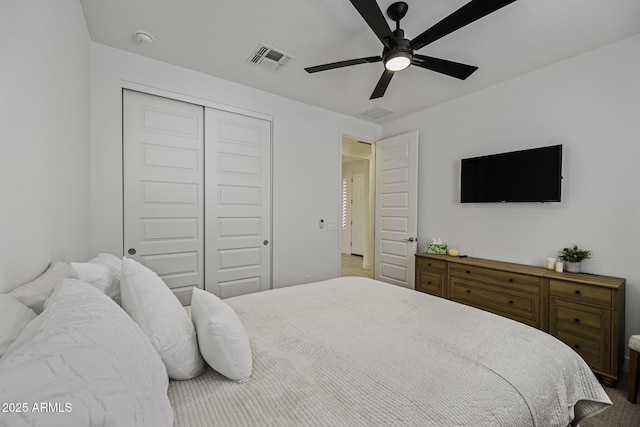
[555,261,563,272]
[546,257,556,270]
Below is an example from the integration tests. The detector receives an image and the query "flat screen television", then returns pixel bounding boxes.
[460,144,562,203]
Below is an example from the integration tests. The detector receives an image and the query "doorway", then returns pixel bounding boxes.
[340,137,373,278]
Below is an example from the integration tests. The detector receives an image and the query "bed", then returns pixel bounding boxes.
[169,276,610,427]
[1,261,611,427]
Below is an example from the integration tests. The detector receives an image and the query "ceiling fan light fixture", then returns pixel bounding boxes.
[384,50,412,71]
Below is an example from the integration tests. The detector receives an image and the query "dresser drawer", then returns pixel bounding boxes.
[416,271,443,297]
[555,330,609,373]
[449,264,540,293]
[449,277,539,325]
[550,280,612,307]
[550,299,610,342]
[416,257,446,273]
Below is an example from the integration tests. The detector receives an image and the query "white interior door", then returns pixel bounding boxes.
[351,170,366,256]
[123,90,204,304]
[374,131,419,288]
[205,108,271,299]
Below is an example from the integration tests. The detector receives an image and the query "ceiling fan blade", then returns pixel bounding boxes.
[410,0,517,51]
[412,54,478,80]
[349,0,397,48]
[370,70,394,99]
[305,56,381,73]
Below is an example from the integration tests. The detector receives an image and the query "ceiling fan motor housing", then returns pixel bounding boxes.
[383,29,413,71]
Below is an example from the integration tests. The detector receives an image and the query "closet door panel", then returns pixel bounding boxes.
[123,90,204,304]
[205,108,272,298]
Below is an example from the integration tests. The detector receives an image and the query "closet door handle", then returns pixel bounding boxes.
[128,248,136,255]
[263,240,269,246]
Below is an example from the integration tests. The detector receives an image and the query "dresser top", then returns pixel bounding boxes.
[416,253,625,289]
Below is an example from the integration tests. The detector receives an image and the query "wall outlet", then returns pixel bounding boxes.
[304,274,311,283]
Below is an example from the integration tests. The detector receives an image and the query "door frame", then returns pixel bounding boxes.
[339,134,376,277]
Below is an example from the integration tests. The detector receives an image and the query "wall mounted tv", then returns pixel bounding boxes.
[460,144,562,203]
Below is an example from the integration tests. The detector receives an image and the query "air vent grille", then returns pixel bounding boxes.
[358,107,394,121]
[247,43,294,72]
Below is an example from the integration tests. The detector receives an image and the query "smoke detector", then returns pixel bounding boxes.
[134,30,154,44]
[247,43,294,72]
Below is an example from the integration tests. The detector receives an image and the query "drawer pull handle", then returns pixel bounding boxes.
[574,344,580,349]
[466,290,471,294]
[427,281,432,285]
[575,290,581,295]
[466,270,471,274]
[574,318,580,323]
[508,300,514,305]
[428,263,431,266]
[508,278,513,282]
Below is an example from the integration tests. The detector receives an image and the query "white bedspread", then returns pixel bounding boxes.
[169,277,611,426]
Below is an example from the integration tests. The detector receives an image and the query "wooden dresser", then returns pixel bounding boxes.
[415,253,626,386]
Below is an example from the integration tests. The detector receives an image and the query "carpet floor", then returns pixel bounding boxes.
[581,372,639,426]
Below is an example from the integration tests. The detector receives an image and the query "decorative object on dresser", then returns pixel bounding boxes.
[558,244,593,273]
[629,335,640,403]
[415,253,625,387]
[427,237,447,254]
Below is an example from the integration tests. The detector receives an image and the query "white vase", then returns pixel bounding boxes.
[565,261,581,273]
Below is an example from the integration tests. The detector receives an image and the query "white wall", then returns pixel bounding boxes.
[382,34,640,350]
[0,0,91,292]
[90,43,380,288]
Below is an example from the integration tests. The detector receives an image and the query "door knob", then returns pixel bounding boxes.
[128,248,136,255]
[405,237,415,242]
[263,240,269,245]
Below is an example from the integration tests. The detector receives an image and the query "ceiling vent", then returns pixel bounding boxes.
[247,43,294,72]
[358,107,394,121]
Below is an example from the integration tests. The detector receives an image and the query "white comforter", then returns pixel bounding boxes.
[169,277,611,426]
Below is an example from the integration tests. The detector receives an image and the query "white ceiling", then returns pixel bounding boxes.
[79,0,640,124]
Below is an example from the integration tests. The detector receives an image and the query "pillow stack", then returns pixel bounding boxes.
[0,279,173,427]
[0,252,254,427]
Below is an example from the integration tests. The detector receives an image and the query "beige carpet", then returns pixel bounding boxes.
[581,373,639,426]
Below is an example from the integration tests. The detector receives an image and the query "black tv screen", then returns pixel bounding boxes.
[460,145,562,203]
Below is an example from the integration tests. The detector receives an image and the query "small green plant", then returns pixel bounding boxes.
[558,244,593,262]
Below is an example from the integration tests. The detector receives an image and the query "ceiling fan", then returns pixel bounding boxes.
[305,0,517,99]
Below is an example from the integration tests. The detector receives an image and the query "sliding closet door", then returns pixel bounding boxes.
[205,108,271,298]
[123,90,204,304]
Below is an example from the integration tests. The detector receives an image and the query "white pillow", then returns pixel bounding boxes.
[120,257,204,380]
[0,279,173,427]
[0,294,37,357]
[191,288,253,382]
[71,253,122,301]
[9,261,73,314]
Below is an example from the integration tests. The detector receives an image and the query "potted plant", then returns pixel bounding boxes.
[558,244,593,273]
